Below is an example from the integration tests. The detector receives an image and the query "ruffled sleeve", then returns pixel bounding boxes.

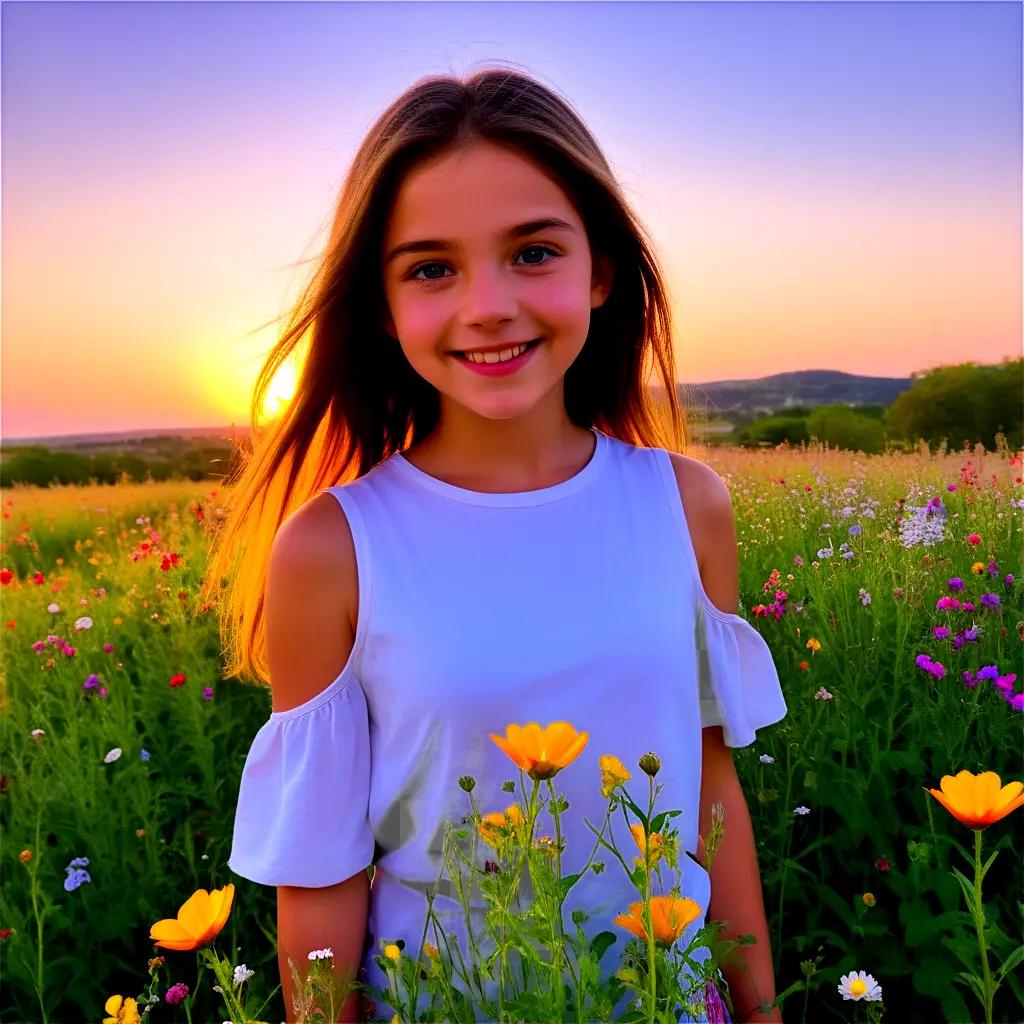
[227,671,375,888]
[694,600,788,748]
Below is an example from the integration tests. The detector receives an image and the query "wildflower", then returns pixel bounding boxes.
[966,533,982,546]
[629,823,664,868]
[0,569,13,585]
[30,729,45,741]
[805,637,821,653]
[794,805,811,815]
[947,577,965,592]
[814,687,833,701]
[1005,574,1014,587]
[232,963,255,985]
[423,942,439,961]
[797,660,809,670]
[838,970,883,1001]
[489,720,588,781]
[308,947,334,960]
[793,554,804,567]
[848,523,862,536]
[202,686,214,701]
[862,892,876,907]
[638,751,661,776]
[599,754,631,797]
[74,616,93,631]
[136,828,147,838]
[149,884,235,950]
[927,770,1024,830]
[19,850,32,863]
[816,547,833,559]
[971,561,987,575]
[164,982,189,1005]
[980,593,1001,610]
[103,747,123,764]
[0,928,14,939]
[103,994,141,1024]
[613,894,702,947]
[858,588,872,606]
[383,943,401,962]
[759,754,775,764]
[103,643,114,653]
[140,749,151,762]
[83,673,101,691]
[47,603,60,614]
[892,587,904,599]
[933,626,950,640]
[65,866,92,892]
[914,654,945,680]
[479,804,524,849]
[168,673,186,688]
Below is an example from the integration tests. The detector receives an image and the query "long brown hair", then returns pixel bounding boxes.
[200,63,691,686]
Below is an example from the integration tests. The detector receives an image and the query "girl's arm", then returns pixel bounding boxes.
[676,454,783,1022]
[699,728,783,1024]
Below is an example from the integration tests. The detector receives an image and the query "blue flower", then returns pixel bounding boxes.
[140,748,151,762]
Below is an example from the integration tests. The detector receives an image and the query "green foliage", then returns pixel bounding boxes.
[887,358,1023,452]
[805,405,888,454]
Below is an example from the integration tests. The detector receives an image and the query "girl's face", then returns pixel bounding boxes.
[379,140,612,423]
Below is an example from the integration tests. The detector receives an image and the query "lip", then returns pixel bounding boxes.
[452,338,542,377]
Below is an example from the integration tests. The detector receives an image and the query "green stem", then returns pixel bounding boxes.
[972,829,995,1024]
[644,775,656,1024]
[30,816,48,1024]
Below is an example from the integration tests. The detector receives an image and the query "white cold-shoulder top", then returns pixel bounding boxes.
[228,428,787,1023]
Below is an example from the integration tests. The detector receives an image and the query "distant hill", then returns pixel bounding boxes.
[3,369,911,447]
[663,369,911,417]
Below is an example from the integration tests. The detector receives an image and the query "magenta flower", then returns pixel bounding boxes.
[936,596,962,611]
[164,982,189,1005]
[933,626,950,640]
[966,532,982,545]
[947,577,965,592]
[202,687,214,701]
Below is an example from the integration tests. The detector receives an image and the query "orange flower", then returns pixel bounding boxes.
[478,804,525,849]
[489,721,588,781]
[613,894,702,948]
[149,883,234,950]
[927,770,1024,830]
[629,823,664,869]
[599,754,631,798]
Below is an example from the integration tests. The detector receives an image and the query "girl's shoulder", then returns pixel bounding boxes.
[660,449,738,616]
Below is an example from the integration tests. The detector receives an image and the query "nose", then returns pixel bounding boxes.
[458,265,518,330]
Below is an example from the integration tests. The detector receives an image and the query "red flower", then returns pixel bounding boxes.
[32,572,45,585]
[874,856,891,872]
[0,569,13,585]
[0,928,13,940]
[967,533,982,546]
[5,621,14,630]
[168,673,187,688]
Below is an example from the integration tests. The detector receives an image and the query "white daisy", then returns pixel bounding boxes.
[759,754,775,764]
[103,747,122,763]
[838,970,882,1001]
[794,805,811,815]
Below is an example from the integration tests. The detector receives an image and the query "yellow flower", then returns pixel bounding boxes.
[19,849,32,863]
[489,721,588,781]
[862,892,876,907]
[629,823,664,869]
[612,895,702,948]
[113,616,122,625]
[478,804,525,850]
[424,942,439,961]
[971,561,986,575]
[149,884,234,950]
[384,943,401,962]
[103,994,141,1024]
[806,637,821,653]
[391,1016,400,1024]
[927,770,1024,830]
[599,754,631,798]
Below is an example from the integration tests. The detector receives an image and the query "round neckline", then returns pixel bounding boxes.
[390,427,608,507]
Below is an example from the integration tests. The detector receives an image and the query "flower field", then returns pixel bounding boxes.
[1,438,1021,1024]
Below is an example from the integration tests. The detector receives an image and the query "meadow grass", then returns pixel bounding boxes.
[1,438,1021,1023]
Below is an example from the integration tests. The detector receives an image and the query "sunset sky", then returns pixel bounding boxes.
[4,1,1020,440]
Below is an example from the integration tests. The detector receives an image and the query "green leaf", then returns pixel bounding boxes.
[996,942,1024,983]
[951,867,978,913]
[954,970,987,1006]
[979,847,1000,884]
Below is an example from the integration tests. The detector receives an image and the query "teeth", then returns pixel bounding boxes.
[464,342,530,364]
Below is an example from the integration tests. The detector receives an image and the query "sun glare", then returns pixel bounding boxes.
[259,358,299,424]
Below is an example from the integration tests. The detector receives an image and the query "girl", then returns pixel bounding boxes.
[208,66,787,1024]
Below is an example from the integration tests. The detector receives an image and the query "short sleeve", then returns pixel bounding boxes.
[227,672,375,887]
[695,601,788,748]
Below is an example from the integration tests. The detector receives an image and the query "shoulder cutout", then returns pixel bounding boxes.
[665,451,740,618]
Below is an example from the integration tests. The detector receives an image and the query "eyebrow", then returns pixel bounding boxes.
[385,217,578,266]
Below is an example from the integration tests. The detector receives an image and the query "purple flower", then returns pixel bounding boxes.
[947,483,957,492]
[933,626,950,640]
[963,670,977,688]
[1011,693,1024,711]
[202,686,214,701]
[848,523,862,536]
[987,559,999,577]
[994,673,1018,696]
[140,748,151,762]
[164,982,190,1006]
[1005,573,1015,587]
[793,554,804,567]
[980,593,1001,610]
[82,674,99,691]
[947,577,965,593]
[962,626,981,642]
[63,857,91,892]
[976,665,1000,682]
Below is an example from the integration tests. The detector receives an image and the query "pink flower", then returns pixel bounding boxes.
[966,533,982,546]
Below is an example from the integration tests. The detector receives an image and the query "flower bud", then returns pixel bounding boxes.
[638,752,660,777]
